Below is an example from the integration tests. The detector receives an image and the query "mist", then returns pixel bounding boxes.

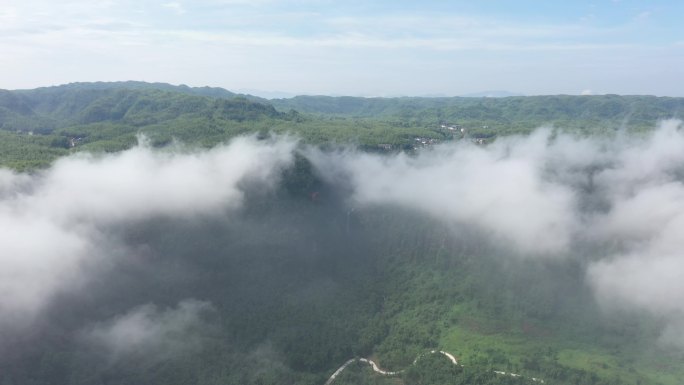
[84,299,214,363]
[0,136,295,334]
[2,121,684,382]
[308,119,684,347]
[308,129,578,255]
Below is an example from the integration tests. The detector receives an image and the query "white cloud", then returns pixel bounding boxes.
[590,253,684,315]
[634,10,652,22]
[85,299,214,361]
[0,212,91,324]
[1,0,680,95]
[585,120,684,346]
[309,130,578,255]
[307,119,684,346]
[5,118,684,353]
[163,1,186,15]
[0,136,295,332]
[29,136,295,224]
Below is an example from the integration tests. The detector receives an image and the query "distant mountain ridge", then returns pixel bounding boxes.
[268,93,684,125]
[11,81,267,102]
[2,81,684,160]
[4,82,683,124]
[0,82,278,134]
[3,82,684,136]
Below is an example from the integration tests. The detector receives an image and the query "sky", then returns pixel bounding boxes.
[1,0,683,97]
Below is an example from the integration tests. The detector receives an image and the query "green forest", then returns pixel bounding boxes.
[1,82,683,385]
[2,82,682,170]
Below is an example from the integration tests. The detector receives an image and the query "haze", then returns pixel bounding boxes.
[4,122,684,355]
[1,0,683,96]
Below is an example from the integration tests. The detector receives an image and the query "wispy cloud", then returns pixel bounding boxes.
[0,2,663,51]
[84,299,214,362]
[0,136,295,334]
[308,120,684,346]
[634,10,652,21]
[0,0,682,95]
[163,1,186,15]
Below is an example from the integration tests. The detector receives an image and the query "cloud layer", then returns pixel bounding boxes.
[3,121,684,356]
[310,130,577,255]
[1,1,682,95]
[0,136,295,332]
[309,119,684,345]
[84,299,214,362]
[583,122,684,341]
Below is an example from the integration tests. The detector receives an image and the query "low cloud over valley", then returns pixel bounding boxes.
[3,121,684,365]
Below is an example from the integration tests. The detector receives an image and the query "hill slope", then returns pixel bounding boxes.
[1,82,683,385]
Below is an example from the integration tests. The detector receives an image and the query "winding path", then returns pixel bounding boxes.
[324,350,458,385]
[325,350,544,385]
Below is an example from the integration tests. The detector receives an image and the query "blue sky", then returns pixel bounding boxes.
[1,0,682,96]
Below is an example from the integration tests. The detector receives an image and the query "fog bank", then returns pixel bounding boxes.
[309,120,684,346]
[3,121,684,359]
[0,136,295,334]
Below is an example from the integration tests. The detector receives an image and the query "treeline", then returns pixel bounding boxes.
[271,93,684,141]
[0,85,294,169]
[0,86,279,133]
[2,82,684,171]
[271,94,684,127]
[0,84,441,170]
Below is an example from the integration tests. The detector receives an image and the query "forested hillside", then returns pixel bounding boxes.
[1,83,684,385]
[0,83,432,170]
[2,152,678,385]
[2,83,684,171]
[271,94,684,133]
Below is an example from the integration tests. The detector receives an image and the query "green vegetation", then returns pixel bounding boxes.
[1,82,683,385]
[2,82,683,171]
[270,94,684,135]
[0,130,68,171]
[0,84,447,169]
